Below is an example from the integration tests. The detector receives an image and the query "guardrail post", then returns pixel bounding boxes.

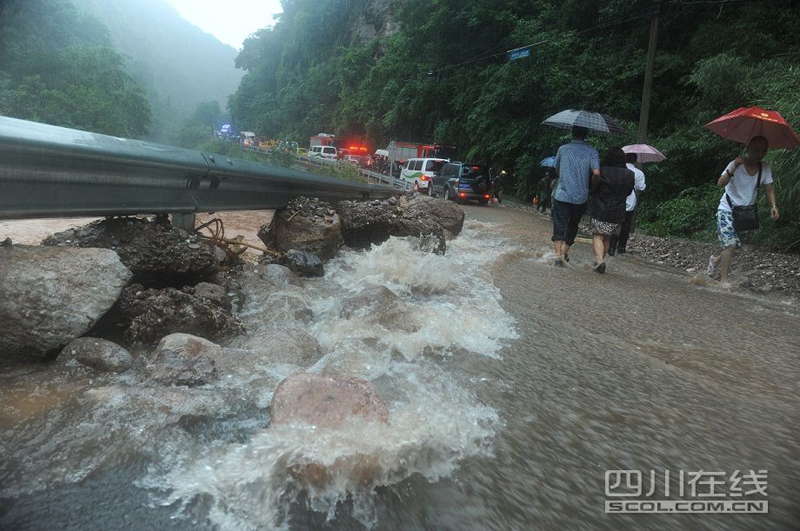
[172,213,196,232]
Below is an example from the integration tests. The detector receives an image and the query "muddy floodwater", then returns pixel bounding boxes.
[1,205,798,530]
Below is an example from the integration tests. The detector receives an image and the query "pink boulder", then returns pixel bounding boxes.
[270,373,388,428]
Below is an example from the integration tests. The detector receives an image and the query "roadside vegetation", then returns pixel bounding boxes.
[229,0,800,250]
[1,0,798,249]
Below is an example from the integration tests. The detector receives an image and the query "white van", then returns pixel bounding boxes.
[309,145,337,160]
[400,158,448,194]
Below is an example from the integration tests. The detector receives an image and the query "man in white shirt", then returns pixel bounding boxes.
[707,136,780,287]
[609,153,646,255]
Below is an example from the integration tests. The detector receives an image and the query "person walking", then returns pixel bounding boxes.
[707,136,780,287]
[551,126,600,266]
[537,168,555,213]
[609,153,646,255]
[587,147,635,273]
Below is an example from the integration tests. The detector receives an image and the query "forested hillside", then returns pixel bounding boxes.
[75,0,243,143]
[0,0,151,137]
[0,0,242,143]
[231,0,800,248]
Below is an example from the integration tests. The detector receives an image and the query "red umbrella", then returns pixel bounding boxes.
[705,106,800,150]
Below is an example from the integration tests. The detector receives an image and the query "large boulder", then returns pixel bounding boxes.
[58,337,132,373]
[270,373,390,490]
[43,217,219,285]
[270,373,389,428]
[117,283,243,346]
[336,194,454,254]
[144,333,221,386]
[403,194,465,237]
[258,197,343,260]
[0,245,131,359]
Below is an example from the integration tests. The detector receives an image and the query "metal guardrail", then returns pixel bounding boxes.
[299,155,412,190]
[0,117,395,220]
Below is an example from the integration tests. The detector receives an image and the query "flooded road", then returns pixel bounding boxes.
[1,203,798,530]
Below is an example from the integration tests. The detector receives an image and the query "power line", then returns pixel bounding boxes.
[429,11,651,75]
[670,0,750,5]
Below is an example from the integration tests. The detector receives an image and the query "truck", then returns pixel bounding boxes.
[386,140,455,164]
[309,133,336,148]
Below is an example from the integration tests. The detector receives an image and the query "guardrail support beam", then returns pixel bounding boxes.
[172,213,196,232]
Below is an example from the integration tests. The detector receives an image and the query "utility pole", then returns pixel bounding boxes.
[637,0,663,143]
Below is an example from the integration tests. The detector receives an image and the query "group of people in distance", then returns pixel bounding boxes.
[545,126,779,283]
[548,126,646,273]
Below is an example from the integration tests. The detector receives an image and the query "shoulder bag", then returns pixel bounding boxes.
[726,162,761,232]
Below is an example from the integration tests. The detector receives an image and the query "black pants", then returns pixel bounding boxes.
[610,211,635,251]
[551,199,587,246]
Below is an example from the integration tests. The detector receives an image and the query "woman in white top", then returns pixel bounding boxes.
[708,136,780,287]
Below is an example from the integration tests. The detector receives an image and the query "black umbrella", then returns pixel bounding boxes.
[542,109,625,134]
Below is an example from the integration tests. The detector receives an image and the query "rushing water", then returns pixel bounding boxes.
[0,219,518,530]
[1,208,798,530]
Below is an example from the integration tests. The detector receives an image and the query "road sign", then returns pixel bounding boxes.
[508,46,532,61]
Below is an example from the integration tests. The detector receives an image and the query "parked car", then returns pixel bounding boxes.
[343,154,372,168]
[309,145,337,160]
[439,162,493,205]
[400,157,448,194]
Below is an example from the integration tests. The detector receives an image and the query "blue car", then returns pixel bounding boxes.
[436,162,493,205]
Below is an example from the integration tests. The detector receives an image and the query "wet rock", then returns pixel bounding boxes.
[340,286,399,319]
[236,268,313,323]
[117,283,243,346]
[318,339,391,381]
[340,286,420,332]
[258,197,343,260]
[336,194,451,254]
[0,245,131,359]
[374,301,421,333]
[193,282,229,310]
[145,333,221,386]
[416,232,446,255]
[247,291,314,324]
[43,217,218,286]
[227,323,323,367]
[261,264,292,287]
[403,194,465,237]
[270,373,389,428]
[283,249,324,277]
[59,337,132,373]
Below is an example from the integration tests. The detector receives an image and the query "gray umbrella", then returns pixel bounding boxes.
[542,109,625,134]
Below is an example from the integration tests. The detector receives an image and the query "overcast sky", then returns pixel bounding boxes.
[164,0,283,49]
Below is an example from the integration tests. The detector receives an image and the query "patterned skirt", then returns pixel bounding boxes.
[591,218,619,236]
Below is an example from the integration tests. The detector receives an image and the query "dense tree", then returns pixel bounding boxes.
[0,0,151,137]
[231,0,800,248]
[74,0,243,143]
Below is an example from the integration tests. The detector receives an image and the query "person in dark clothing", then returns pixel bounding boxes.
[537,168,555,213]
[588,147,635,273]
[609,152,646,255]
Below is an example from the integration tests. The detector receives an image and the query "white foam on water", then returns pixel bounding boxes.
[142,221,518,528]
[1,219,517,528]
[143,362,499,529]
[308,226,518,361]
